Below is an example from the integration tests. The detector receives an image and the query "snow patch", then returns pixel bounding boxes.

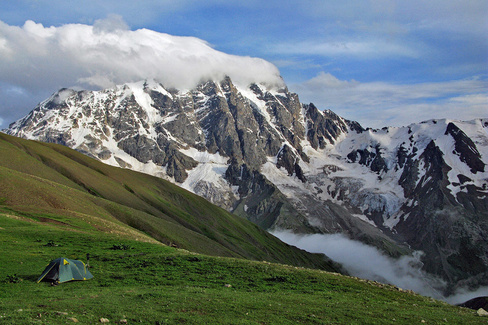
[179,148,228,164]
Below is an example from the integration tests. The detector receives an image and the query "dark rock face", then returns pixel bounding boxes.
[305,104,349,149]
[445,122,485,173]
[225,157,310,231]
[394,139,488,290]
[5,78,488,293]
[347,145,388,174]
[276,145,306,182]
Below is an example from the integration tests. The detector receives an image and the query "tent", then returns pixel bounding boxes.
[37,257,93,284]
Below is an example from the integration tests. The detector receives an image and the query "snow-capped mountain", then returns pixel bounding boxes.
[5,77,488,292]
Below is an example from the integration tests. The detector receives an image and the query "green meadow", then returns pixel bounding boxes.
[1,212,484,324]
[0,133,485,324]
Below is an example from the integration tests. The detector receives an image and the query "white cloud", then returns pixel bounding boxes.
[292,72,488,128]
[272,230,446,299]
[270,39,419,59]
[0,18,283,93]
[395,0,488,36]
[93,14,129,33]
[299,0,488,37]
[262,1,486,81]
[271,230,488,303]
[301,72,358,89]
[446,286,488,305]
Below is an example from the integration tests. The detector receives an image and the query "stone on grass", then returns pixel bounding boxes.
[477,308,488,317]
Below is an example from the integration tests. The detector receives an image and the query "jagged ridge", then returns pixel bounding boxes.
[5,77,488,293]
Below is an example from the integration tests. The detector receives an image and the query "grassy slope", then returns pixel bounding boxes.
[0,133,485,323]
[0,132,336,271]
[0,213,484,324]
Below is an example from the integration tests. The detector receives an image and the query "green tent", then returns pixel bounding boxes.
[37,257,93,284]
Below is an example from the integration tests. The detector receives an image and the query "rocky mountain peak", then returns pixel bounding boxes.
[4,77,488,293]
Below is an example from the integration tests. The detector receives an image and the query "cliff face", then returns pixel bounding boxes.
[6,77,488,291]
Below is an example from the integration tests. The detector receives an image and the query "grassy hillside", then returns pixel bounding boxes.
[0,211,484,324]
[0,133,485,323]
[0,132,337,271]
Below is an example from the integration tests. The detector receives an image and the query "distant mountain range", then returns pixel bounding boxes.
[5,77,488,294]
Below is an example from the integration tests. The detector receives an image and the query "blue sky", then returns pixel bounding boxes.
[0,0,487,128]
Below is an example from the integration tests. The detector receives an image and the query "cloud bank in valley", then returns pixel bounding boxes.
[0,16,283,125]
[271,230,488,303]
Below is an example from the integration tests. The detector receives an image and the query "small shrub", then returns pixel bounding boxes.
[163,256,175,265]
[110,275,124,280]
[265,276,287,283]
[45,240,59,247]
[110,244,132,250]
[5,274,22,283]
[155,320,170,325]
[138,260,153,268]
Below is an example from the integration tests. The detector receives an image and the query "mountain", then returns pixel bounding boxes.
[0,131,340,272]
[5,77,488,293]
